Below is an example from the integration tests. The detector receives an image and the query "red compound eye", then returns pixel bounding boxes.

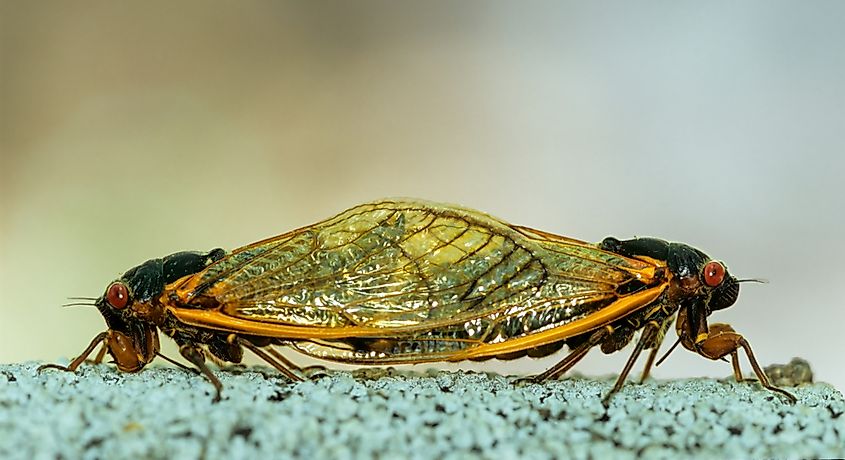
[702,261,726,287]
[106,282,130,309]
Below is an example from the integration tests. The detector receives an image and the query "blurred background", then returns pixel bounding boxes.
[2,2,843,391]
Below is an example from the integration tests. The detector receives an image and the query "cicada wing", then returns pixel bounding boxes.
[168,199,663,341]
[287,337,483,365]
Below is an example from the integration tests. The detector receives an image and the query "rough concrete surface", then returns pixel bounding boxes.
[0,362,843,459]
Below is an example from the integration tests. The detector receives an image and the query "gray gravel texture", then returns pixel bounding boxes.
[0,362,843,459]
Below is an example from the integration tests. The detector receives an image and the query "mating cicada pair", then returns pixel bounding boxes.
[43,199,795,404]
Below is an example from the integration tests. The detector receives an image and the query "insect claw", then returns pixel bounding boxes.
[601,392,615,408]
[37,363,73,373]
[778,389,798,404]
[298,364,329,380]
[756,380,798,404]
[299,364,328,373]
[306,370,331,381]
[511,376,539,387]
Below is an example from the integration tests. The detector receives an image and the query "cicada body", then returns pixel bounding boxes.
[43,199,795,403]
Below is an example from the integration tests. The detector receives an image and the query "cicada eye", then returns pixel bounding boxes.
[106,282,130,309]
[702,261,726,287]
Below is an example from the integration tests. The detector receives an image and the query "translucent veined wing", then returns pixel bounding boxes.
[167,200,665,347]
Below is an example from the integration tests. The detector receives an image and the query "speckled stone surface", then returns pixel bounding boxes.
[0,362,842,459]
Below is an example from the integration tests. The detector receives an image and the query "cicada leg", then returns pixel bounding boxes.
[695,323,796,403]
[264,346,303,373]
[156,351,199,373]
[639,347,660,383]
[38,331,108,373]
[260,347,331,380]
[92,341,108,364]
[729,350,745,382]
[638,315,674,383]
[228,335,303,383]
[602,320,664,406]
[523,326,613,384]
[179,343,224,403]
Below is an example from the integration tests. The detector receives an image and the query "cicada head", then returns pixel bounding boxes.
[666,243,740,344]
[95,275,162,373]
[94,249,226,372]
[667,243,740,308]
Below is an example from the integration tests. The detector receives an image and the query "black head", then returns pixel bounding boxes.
[94,258,165,372]
[94,249,226,372]
[666,242,740,342]
[667,242,739,308]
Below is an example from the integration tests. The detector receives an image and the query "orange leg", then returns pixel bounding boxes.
[695,323,796,403]
[92,342,108,364]
[38,332,108,373]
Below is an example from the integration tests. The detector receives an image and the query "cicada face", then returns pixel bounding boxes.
[94,278,160,373]
[93,249,226,372]
[664,242,740,344]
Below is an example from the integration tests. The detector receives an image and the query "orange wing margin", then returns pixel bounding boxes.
[167,281,667,358]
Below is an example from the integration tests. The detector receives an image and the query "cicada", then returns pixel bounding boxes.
[42,199,795,403]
